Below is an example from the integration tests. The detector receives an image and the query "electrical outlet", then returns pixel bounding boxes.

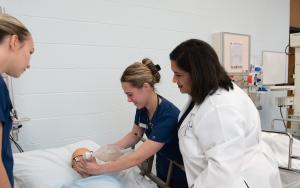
[291,122,300,137]
[275,96,294,107]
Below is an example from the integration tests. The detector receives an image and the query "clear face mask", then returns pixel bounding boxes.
[82,145,124,163]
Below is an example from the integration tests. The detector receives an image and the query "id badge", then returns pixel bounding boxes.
[139,123,148,129]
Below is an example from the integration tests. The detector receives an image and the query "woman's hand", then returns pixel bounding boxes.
[72,156,102,176]
[72,155,90,177]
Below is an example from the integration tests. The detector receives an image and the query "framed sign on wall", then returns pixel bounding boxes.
[212,32,251,74]
[262,51,288,85]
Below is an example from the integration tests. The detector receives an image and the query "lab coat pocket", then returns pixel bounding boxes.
[179,122,194,139]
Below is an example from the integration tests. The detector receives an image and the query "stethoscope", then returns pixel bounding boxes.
[178,101,195,136]
[138,95,161,133]
[179,113,195,136]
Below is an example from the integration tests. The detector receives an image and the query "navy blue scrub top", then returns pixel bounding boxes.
[134,95,182,161]
[0,76,14,187]
[134,95,188,187]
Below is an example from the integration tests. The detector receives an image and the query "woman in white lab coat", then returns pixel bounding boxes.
[169,39,282,188]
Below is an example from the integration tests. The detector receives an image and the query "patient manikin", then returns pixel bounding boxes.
[71,147,96,169]
[68,146,124,188]
[72,145,123,166]
[69,146,157,188]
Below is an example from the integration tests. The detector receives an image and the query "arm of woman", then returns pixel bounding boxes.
[0,123,11,188]
[113,124,144,149]
[192,106,247,188]
[77,139,164,175]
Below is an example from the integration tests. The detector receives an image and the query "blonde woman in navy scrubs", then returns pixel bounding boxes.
[74,58,188,188]
[0,14,34,188]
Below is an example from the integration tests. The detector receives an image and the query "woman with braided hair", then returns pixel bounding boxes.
[73,58,188,188]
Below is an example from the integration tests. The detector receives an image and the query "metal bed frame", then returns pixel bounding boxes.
[134,137,185,188]
[135,117,300,188]
[263,117,300,173]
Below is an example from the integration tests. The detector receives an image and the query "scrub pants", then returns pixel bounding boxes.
[156,156,188,188]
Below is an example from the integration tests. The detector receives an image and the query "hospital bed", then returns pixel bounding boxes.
[12,120,300,188]
[261,118,300,188]
[137,129,300,188]
[135,137,185,188]
[13,140,157,188]
[136,118,300,188]
[262,130,300,188]
[12,137,184,188]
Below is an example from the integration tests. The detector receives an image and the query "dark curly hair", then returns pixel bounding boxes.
[170,39,233,105]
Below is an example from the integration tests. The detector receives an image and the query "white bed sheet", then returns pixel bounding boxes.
[262,132,300,188]
[13,140,156,188]
[280,169,300,188]
[261,132,300,169]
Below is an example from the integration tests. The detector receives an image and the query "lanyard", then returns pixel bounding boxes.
[178,101,195,128]
[142,94,160,132]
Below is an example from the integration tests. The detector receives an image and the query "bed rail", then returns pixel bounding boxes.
[264,117,300,173]
[133,136,185,188]
[134,116,300,187]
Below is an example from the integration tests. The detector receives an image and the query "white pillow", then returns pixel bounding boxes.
[13,140,157,188]
[13,140,99,188]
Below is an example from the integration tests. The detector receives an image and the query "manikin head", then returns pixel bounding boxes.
[71,147,96,166]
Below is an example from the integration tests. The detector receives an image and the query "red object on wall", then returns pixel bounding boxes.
[248,75,252,84]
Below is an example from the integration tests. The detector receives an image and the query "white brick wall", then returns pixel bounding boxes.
[0,0,289,150]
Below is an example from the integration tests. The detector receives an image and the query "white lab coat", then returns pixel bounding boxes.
[178,84,282,188]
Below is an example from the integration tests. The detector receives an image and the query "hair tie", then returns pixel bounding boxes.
[155,64,161,71]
